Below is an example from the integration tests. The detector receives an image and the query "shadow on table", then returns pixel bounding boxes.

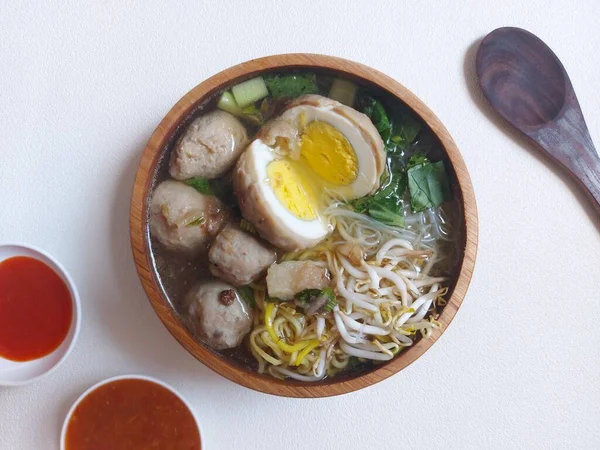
[463,37,600,232]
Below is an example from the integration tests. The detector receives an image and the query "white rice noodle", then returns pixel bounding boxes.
[339,340,393,361]
[395,290,441,327]
[413,277,446,289]
[405,300,433,324]
[360,260,381,289]
[398,272,420,297]
[396,269,420,278]
[339,311,390,336]
[377,286,395,296]
[351,341,399,353]
[316,316,325,340]
[272,364,325,382]
[405,284,440,324]
[375,238,414,263]
[420,253,437,277]
[372,266,409,306]
[336,221,359,244]
[338,255,367,279]
[336,276,379,312]
[391,330,414,345]
[333,308,370,344]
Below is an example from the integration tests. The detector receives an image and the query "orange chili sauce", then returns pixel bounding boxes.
[0,256,73,361]
[65,379,201,450]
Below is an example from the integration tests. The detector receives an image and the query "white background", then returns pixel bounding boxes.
[1,1,599,449]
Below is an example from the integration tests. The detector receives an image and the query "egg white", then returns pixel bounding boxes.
[245,139,330,243]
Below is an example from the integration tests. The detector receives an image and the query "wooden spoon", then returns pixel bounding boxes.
[476,27,600,216]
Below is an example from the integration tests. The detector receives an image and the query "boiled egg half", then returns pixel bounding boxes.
[233,95,385,251]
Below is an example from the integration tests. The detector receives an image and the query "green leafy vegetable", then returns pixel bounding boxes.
[388,112,422,152]
[185,176,235,204]
[407,161,451,212]
[294,287,337,312]
[264,73,319,98]
[238,286,256,308]
[322,288,338,312]
[352,94,450,219]
[358,95,422,154]
[351,196,370,215]
[351,168,405,227]
[377,166,407,199]
[320,287,334,299]
[355,154,451,218]
[294,289,322,304]
[184,177,213,195]
[358,96,391,140]
[366,196,404,227]
[407,152,429,169]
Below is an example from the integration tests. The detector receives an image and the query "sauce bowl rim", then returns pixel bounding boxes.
[59,373,202,450]
[0,242,82,386]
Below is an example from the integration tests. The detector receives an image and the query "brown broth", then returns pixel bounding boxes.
[146,71,464,378]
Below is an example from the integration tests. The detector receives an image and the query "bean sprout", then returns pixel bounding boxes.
[247,200,456,381]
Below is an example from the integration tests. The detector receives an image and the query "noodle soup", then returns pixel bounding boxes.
[147,71,462,381]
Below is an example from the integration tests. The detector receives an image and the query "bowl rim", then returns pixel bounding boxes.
[130,53,478,398]
[0,242,81,386]
[59,374,202,449]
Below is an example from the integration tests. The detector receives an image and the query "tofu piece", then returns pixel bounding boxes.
[266,261,330,300]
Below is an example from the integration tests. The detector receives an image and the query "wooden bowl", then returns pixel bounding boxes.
[130,54,478,398]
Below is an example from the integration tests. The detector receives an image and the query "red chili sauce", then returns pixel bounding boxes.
[0,256,73,361]
[65,379,201,450]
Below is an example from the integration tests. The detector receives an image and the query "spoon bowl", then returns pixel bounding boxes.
[476,27,600,216]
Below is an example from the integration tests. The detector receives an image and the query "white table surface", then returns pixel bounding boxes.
[1,1,600,449]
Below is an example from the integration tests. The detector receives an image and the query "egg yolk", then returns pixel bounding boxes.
[267,160,318,220]
[300,121,358,186]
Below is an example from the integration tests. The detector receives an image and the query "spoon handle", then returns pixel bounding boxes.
[528,101,600,216]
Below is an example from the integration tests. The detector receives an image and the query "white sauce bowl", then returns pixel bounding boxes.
[60,374,202,450]
[0,243,81,386]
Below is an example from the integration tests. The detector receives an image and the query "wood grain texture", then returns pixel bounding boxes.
[130,54,478,397]
[476,27,600,216]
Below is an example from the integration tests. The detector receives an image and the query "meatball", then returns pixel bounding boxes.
[169,110,249,180]
[187,281,253,350]
[209,224,277,286]
[266,261,330,300]
[150,180,229,254]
